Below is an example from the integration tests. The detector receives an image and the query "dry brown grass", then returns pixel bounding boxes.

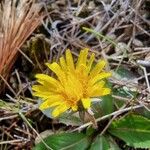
[0,0,44,90]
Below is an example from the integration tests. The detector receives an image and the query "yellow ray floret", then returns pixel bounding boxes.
[32,48,111,117]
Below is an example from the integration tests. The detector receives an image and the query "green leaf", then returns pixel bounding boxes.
[58,112,82,126]
[107,136,121,150]
[108,114,150,148]
[92,95,114,119]
[112,67,138,108]
[100,81,114,115]
[91,81,114,118]
[33,132,90,150]
[90,135,120,150]
[113,87,137,108]
[90,135,109,150]
[140,109,150,119]
[113,67,138,97]
[86,126,96,136]
[114,67,136,80]
[100,95,114,115]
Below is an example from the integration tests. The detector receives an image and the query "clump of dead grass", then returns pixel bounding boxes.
[0,0,44,91]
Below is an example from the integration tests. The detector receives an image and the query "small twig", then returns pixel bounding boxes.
[134,47,150,51]
[130,20,150,37]
[140,66,150,93]
[0,74,17,96]
[100,115,117,135]
[0,140,24,145]
[73,104,144,132]
[137,60,150,67]
[15,69,24,97]
[100,103,128,135]
[18,48,34,65]
[19,112,53,150]
[64,12,102,27]
[0,115,18,121]
[112,95,132,102]
[138,100,150,112]
[135,72,150,81]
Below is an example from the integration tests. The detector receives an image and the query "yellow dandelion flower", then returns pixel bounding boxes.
[32,48,111,117]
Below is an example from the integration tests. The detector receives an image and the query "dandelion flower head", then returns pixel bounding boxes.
[32,48,111,117]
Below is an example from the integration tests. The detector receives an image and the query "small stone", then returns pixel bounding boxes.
[88,1,96,10]
[115,42,129,54]
[132,39,143,47]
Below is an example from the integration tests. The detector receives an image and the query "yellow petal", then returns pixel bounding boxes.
[81,48,89,65]
[76,64,88,77]
[70,73,83,97]
[52,104,69,117]
[46,62,66,83]
[40,100,61,110]
[65,73,83,99]
[71,105,78,111]
[88,80,105,94]
[76,50,84,69]
[102,88,111,95]
[32,84,59,99]
[35,74,60,87]
[39,95,64,109]
[76,49,88,69]
[34,94,58,100]
[36,80,58,91]
[90,60,106,78]
[33,92,52,99]
[87,53,95,73]
[81,98,91,109]
[90,88,111,97]
[93,80,105,88]
[89,72,111,85]
[59,56,67,72]
[66,49,75,72]
[32,85,52,93]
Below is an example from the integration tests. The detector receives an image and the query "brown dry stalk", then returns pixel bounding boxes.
[0,0,44,91]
